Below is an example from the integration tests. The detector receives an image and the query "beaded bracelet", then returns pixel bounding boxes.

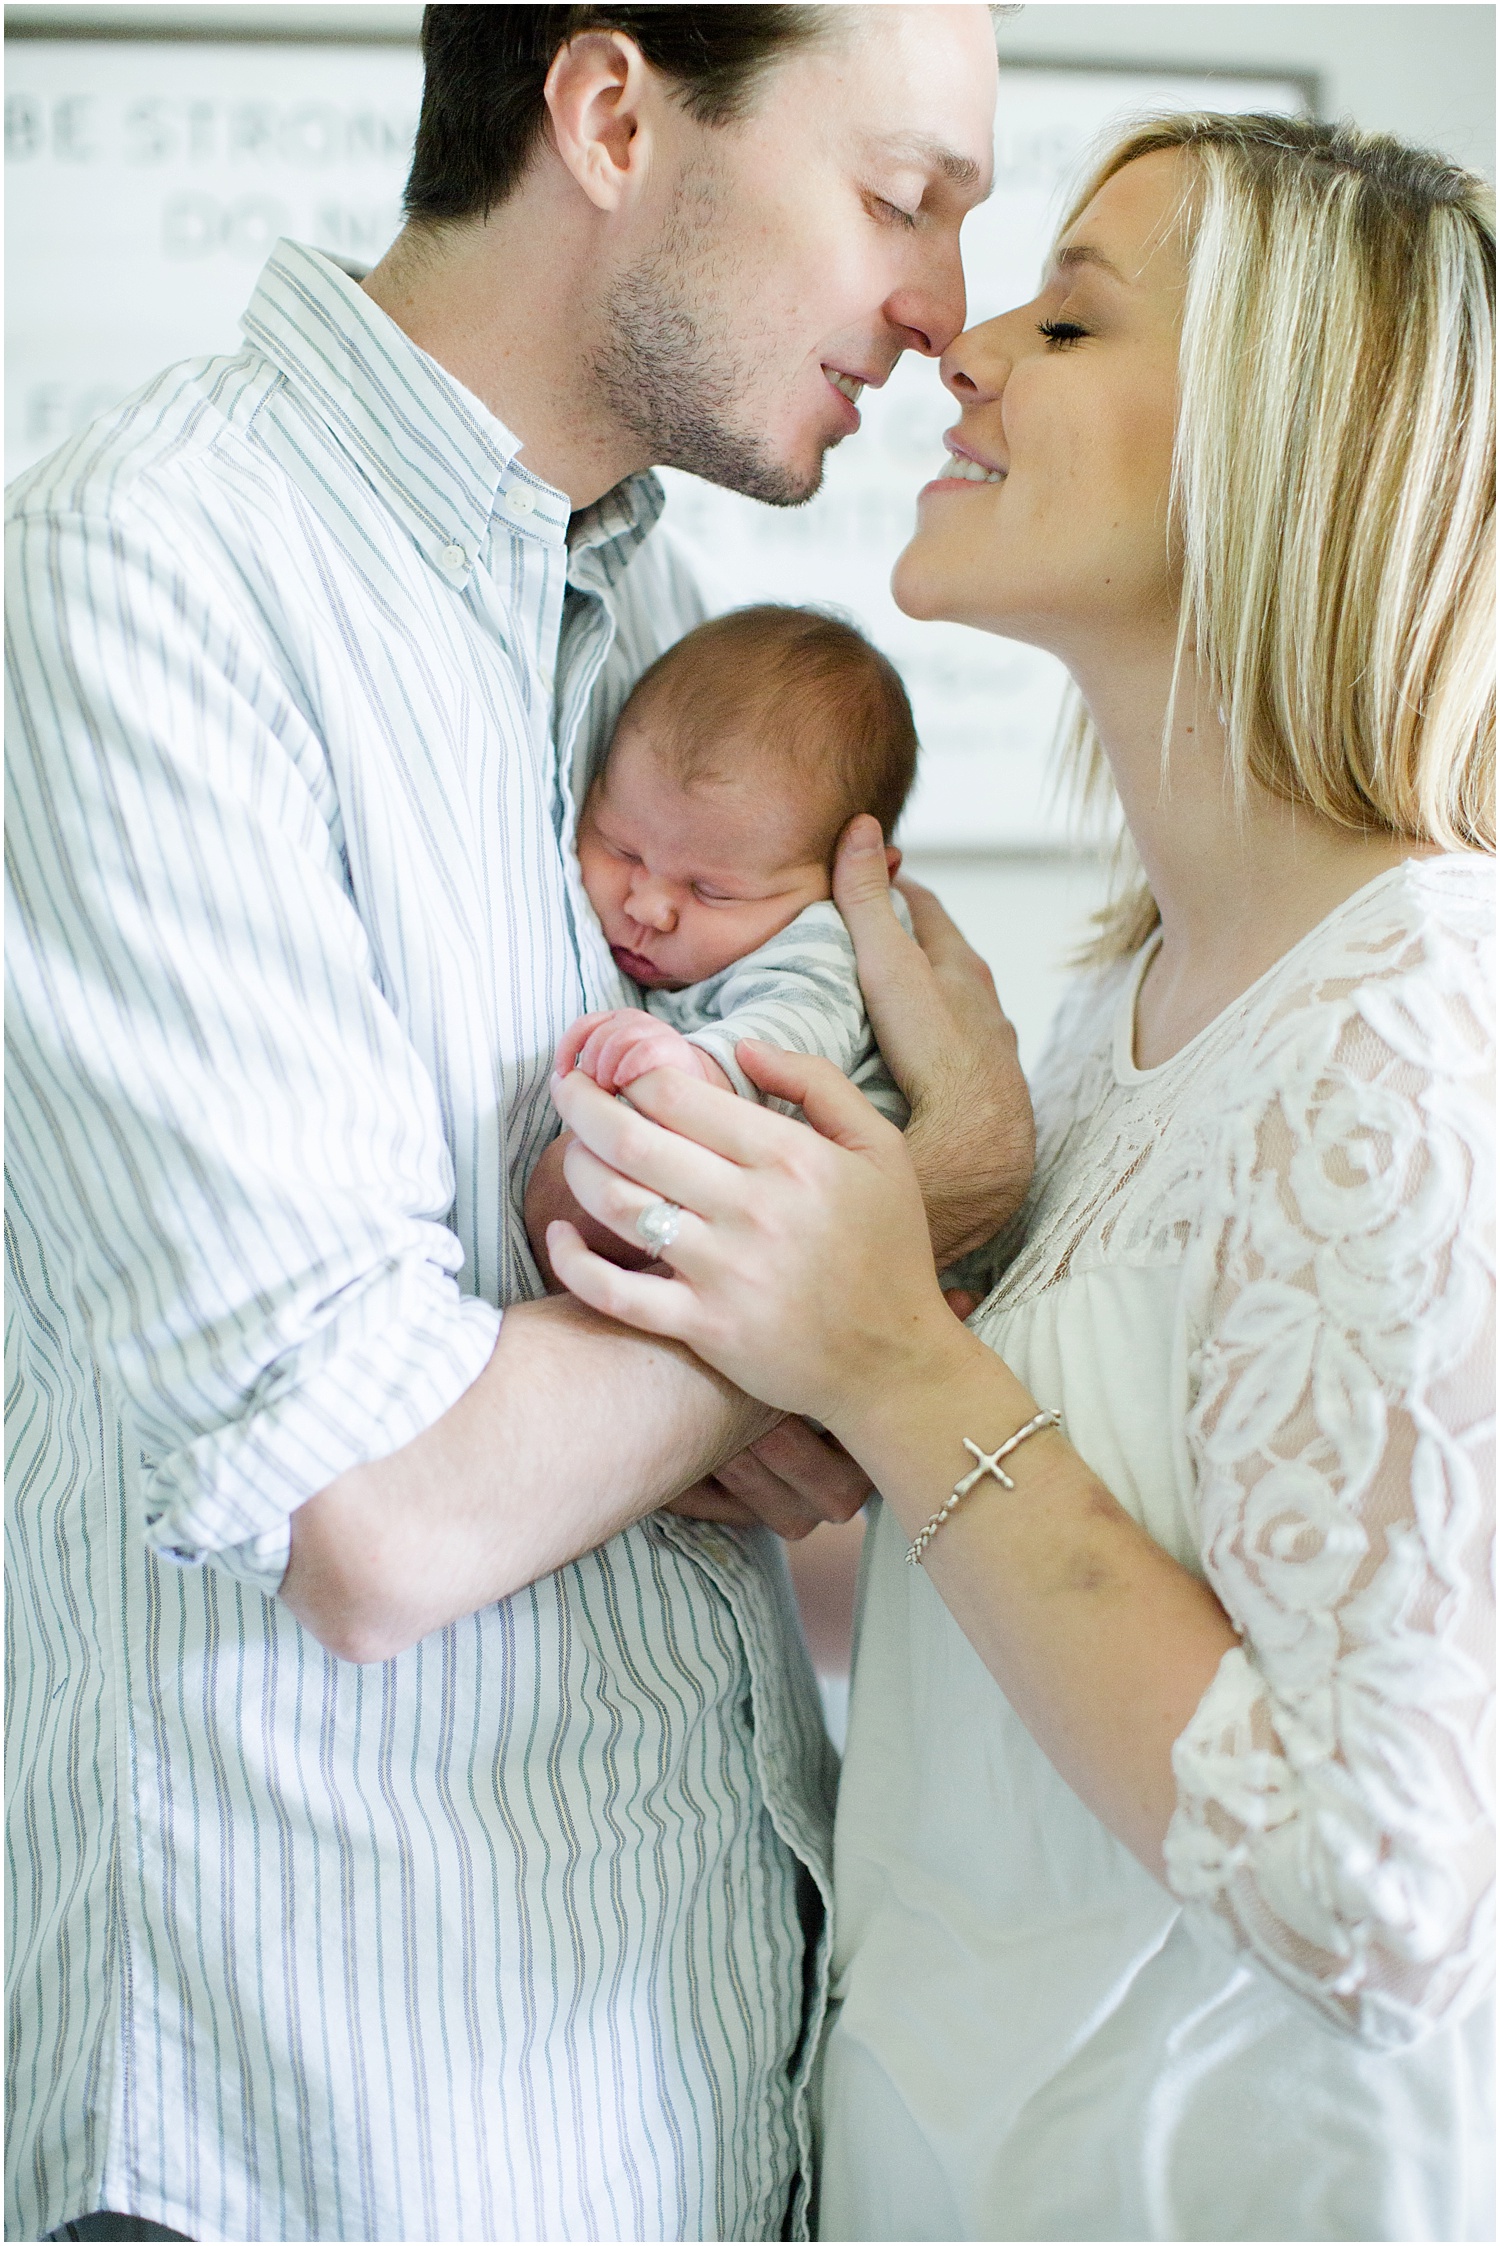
[904,1409,1063,1567]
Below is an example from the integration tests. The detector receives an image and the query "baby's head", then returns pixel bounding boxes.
[578,605,918,991]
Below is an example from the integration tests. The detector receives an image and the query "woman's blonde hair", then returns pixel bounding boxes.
[1061,113,1495,962]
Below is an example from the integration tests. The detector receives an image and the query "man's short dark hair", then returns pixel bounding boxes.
[406,4,833,225]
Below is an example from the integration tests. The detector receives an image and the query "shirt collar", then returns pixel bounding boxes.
[243,239,663,590]
[568,471,665,592]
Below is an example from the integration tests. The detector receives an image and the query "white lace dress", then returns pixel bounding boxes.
[819,857,1494,2243]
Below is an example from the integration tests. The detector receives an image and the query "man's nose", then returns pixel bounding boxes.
[887,235,969,359]
[628,877,678,934]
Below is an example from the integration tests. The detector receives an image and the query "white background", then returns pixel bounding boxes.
[5,39,423,473]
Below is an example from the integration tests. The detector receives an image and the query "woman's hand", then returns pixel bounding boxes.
[833,816,1036,1261]
[547,1045,965,1433]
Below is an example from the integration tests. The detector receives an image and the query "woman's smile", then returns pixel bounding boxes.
[893,146,1186,651]
[921,432,1008,493]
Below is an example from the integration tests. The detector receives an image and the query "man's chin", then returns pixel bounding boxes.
[737,430,841,510]
[659,430,828,511]
[757,455,829,511]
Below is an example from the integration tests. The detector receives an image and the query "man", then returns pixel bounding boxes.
[7,8,1017,2239]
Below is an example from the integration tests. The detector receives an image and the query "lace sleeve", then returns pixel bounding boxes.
[1164,957,1495,2050]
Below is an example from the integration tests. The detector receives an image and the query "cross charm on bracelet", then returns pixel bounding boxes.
[955,1435,1021,1495]
[903,1410,1062,1568]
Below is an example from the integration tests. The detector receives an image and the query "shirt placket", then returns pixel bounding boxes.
[475,472,624,1023]
[554,571,633,1014]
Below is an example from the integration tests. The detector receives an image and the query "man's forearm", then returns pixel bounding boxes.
[905,1097,1033,1263]
[281,1293,776,1661]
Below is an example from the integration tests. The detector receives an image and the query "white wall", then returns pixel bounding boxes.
[901,849,1111,1069]
[10,3,1491,181]
[9,3,1492,180]
[999,5,1494,179]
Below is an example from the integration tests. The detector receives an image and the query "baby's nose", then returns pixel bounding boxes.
[631,880,678,934]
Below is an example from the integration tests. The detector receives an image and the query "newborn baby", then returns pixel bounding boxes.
[561,603,916,1125]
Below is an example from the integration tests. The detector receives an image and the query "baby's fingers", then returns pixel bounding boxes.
[580,1019,648,1090]
[613,1030,696,1090]
[585,1023,654,1091]
[598,1023,659,1085]
[557,1012,618,1078]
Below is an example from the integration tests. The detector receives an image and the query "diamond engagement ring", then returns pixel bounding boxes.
[635,1198,683,1256]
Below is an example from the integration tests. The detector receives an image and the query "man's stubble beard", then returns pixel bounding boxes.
[591,169,830,509]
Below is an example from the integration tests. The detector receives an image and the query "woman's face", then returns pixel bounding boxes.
[892,147,1189,658]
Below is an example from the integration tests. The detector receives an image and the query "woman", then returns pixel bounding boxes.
[549,115,1494,2241]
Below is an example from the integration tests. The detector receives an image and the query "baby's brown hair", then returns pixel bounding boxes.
[610,605,919,851]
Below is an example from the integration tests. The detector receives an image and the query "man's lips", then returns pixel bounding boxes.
[822,364,869,432]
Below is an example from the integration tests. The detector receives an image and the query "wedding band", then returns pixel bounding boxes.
[635,1198,683,1256]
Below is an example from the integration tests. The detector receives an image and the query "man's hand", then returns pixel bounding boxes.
[558,1007,730,1095]
[666,1417,873,1538]
[833,816,1035,1261]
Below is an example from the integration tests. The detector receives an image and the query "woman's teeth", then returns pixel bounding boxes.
[941,455,1005,482]
[826,369,865,404]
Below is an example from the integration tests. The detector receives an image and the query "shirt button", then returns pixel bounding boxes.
[505,486,536,518]
[440,540,468,570]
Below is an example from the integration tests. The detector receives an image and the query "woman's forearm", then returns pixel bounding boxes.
[829,1322,1238,1878]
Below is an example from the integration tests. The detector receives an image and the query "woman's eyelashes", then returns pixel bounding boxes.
[1037,317,1091,348]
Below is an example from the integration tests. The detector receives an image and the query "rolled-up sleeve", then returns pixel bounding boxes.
[6,502,500,1592]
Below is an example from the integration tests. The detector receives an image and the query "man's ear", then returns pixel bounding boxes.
[543,30,656,214]
[885,845,903,880]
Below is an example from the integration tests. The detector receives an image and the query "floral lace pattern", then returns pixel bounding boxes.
[990,861,1494,2047]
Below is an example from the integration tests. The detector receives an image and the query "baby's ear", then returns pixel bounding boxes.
[884,845,903,881]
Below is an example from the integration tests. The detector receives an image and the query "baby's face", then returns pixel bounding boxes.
[577,728,832,990]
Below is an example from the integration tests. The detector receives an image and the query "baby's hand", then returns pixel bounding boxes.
[557,1008,725,1095]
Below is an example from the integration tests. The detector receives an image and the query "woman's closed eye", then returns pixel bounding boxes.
[1037,318,1091,348]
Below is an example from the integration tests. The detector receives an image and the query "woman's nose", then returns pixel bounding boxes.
[940,314,1010,404]
[629,878,678,934]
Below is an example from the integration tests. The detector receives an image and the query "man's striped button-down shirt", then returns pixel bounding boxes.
[6,239,836,2244]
